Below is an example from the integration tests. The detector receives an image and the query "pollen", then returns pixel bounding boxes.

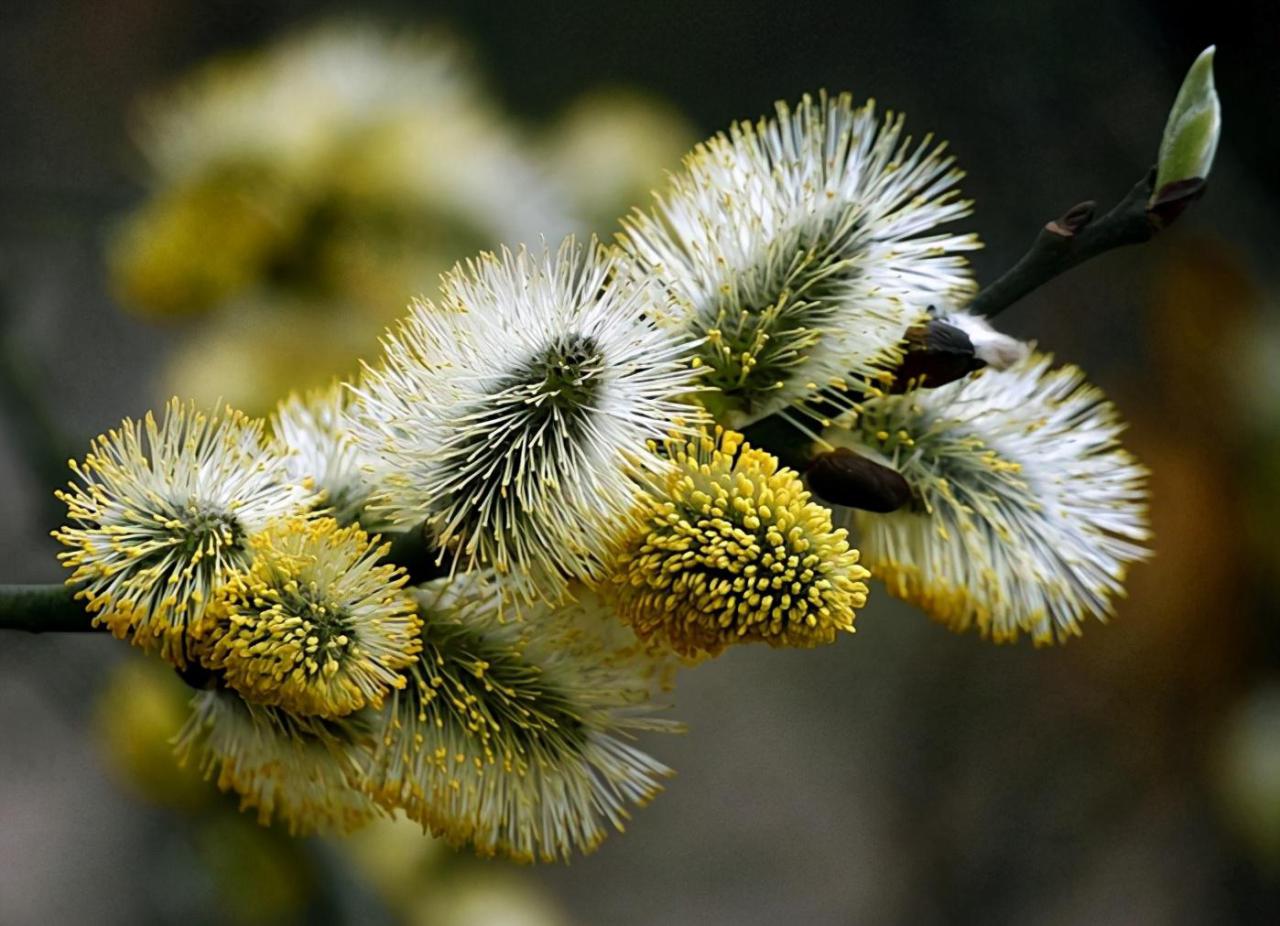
[201,516,421,718]
[610,427,870,658]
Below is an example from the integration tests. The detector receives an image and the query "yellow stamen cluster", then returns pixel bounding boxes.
[202,516,421,718]
[611,428,870,658]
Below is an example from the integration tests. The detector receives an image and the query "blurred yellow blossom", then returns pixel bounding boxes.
[93,656,212,810]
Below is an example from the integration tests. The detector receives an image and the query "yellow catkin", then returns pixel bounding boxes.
[846,354,1150,645]
[52,399,313,667]
[611,428,870,658]
[361,581,677,863]
[201,516,421,718]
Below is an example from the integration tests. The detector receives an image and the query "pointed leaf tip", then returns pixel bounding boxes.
[1154,45,1222,196]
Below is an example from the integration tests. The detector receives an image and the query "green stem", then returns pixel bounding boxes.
[0,525,445,634]
[0,583,94,632]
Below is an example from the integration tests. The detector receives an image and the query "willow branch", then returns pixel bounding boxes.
[966,168,1205,318]
[742,168,1208,510]
[0,584,92,632]
[0,163,1211,634]
[0,523,447,633]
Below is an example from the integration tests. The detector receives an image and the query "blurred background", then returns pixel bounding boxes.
[1,1,1278,923]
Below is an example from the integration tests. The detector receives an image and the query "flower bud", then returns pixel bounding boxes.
[1154,46,1221,196]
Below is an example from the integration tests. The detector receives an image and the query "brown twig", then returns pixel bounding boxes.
[745,168,1208,510]
[967,168,1205,318]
